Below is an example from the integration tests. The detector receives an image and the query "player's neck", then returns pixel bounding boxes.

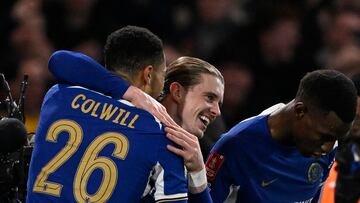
[268,101,296,146]
[161,96,182,126]
[112,71,133,85]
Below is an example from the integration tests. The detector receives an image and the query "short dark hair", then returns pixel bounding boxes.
[103,25,164,76]
[296,69,357,123]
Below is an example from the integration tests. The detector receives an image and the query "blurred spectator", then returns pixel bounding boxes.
[164,44,183,65]
[220,62,253,127]
[2,0,360,147]
[318,9,360,67]
[242,2,309,116]
[193,0,241,59]
[329,44,360,78]
[11,0,53,60]
[337,0,360,10]
[0,1,19,79]
[162,0,242,59]
[42,0,96,46]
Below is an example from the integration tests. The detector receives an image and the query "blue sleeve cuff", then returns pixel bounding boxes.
[188,188,212,203]
[105,74,130,100]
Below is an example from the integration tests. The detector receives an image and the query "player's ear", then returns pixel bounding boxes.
[294,101,307,119]
[142,65,153,86]
[169,82,184,103]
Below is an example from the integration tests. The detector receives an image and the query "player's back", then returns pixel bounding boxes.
[27,84,187,202]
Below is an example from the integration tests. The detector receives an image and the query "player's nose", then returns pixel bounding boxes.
[210,103,221,117]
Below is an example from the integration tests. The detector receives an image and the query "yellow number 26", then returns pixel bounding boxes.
[32,119,129,203]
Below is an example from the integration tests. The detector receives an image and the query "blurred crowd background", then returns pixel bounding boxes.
[1,0,360,157]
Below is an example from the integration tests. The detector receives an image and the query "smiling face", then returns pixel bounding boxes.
[177,74,224,138]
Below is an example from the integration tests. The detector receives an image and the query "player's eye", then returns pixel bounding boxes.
[206,95,215,102]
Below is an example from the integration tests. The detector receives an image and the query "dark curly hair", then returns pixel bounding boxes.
[104,25,164,77]
[296,69,357,123]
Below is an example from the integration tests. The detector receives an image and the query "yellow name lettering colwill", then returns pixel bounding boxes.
[70,94,139,129]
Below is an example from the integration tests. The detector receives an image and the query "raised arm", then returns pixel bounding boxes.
[48,50,177,127]
[48,50,129,99]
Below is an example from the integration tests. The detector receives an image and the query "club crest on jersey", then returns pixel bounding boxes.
[307,162,323,183]
[206,152,224,182]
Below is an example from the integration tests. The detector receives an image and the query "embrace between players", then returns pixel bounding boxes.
[26,26,359,203]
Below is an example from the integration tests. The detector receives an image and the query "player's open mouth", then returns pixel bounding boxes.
[199,115,210,127]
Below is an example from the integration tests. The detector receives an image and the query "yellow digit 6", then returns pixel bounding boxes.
[74,132,129,203]
[33,120,83,196]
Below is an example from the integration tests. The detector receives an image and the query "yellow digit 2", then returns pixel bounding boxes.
[74,132,129,203]
[33,119,83,196]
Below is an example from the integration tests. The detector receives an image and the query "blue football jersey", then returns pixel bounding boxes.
[206,114,335,203]
[27,84,188,202]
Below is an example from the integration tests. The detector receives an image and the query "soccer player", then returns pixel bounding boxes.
[27,26,188,202]
[47,51,224,202]
[205,69,357,203]
[320,72,360,203]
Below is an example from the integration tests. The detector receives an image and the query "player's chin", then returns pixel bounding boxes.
[192,127,205,139]
[194,121,206,138]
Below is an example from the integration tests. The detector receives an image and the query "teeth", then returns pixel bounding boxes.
[199,115,210,126]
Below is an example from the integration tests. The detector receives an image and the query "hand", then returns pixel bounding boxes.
[123,86,178,127]
[165,126,205,173]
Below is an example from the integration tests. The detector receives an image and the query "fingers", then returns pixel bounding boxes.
[167,143,205,173]
[167,144,184,157]
[163,113,178,127]
[166,132,205,173]
[123,86,140,101]
[165,128,197,147]
[166,126,197,140]
[155,104,178,127]
[125,87,178,127]
[166,133,193,150]
[142,94,178,127]
[154,107,178,127]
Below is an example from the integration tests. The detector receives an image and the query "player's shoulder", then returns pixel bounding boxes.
[117,99,164,131]
[222,103,283,141]
[213,114,269,151]
[259,103,285,115]
[226,114,268,138]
